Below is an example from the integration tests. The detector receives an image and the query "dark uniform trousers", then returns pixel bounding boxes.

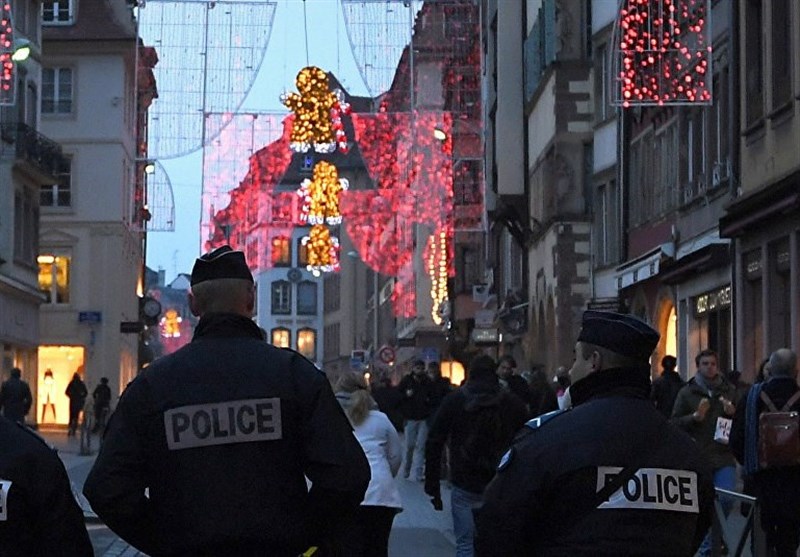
[84,313,370,557]
[475,373,715,557]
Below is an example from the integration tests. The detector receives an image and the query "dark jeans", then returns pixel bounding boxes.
[337,505,397,557]
[68,402,84,434]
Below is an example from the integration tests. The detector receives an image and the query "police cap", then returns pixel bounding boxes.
[190,245,254,286]
[577,310,659,362]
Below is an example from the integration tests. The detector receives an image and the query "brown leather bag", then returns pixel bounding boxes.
[758,390,800,470]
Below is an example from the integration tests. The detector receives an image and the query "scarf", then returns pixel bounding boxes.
[743,382,764,476]
[693,371,725,397]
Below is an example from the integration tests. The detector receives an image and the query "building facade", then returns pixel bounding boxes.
[36,0,151,426]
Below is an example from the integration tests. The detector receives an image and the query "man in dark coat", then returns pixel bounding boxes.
[91,377,112,433]
[731,348,800,557]
[65,372,88,436]
[496,355,531,411]
[425,355,527,557]
[84,246,370,556]
[0,368,32,424]
[650,355,683,417]
[475,311,714,556]
[398,359,434,481]
[0,415,94,556]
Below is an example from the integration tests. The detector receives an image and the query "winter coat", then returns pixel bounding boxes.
[671,375,738,470]
[650,371,684,417]
[397,374,433,421]
[352,410,403,510]
[475,366,715,557]
[65,378,88,410]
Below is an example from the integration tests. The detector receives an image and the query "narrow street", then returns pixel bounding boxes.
[45,430,456,557]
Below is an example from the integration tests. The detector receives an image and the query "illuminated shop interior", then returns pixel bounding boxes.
[37,345,85,426]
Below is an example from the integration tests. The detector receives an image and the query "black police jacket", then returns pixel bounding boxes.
[0,417,93,557]
[83,313,370,557]
[475,366,715,557]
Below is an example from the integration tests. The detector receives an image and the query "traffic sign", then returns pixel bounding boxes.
[378,345,396,364]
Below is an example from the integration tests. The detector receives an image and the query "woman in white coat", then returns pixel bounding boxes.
[335,372,403,557]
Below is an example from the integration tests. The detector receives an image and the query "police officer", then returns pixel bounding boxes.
[0,416,93,556]
[83,246,370,556]
[475,310,714,556]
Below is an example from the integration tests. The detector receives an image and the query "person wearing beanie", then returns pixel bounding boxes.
[84,245,369,556]
[425,355,527,557]
[476,310,714,557]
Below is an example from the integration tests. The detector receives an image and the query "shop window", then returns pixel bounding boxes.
[271,236,290,267]
[297,328,316,361]
[742,249,764,374]
[38,253,70,304]
[271,280,291,314]
[37,345,85,426]
[271,327,290,348]
[297,280,317,315]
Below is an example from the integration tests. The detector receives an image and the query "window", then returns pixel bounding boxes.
[271,236,290,267]
[41,156,72,207]
[324,273,341,312]
[744,0,764,126]
[708,64,730,188]
[594,43,611,122]
[42,0,74,24]
[38,253,71,304]
[14,189,38,264]
[297,328,316,361]
[271,280,291,314]
[323,323,340,361]
[271,328,290,348]
[297,237,309,266]
[42,68,73,114]
[770,0,792,109]
[297,280,317,315]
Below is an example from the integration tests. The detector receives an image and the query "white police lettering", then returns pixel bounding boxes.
[596,467,698,513]
[0,480,11,521]
[164,398,282,450]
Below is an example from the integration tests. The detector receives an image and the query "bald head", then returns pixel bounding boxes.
[768,348,798,378]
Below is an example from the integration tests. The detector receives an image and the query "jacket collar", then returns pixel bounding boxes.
[192,312,263,341]
[569,366,651,407]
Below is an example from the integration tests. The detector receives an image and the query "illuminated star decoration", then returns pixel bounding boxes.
[297,161,350,226]
[280,66,352,153]
[0,3,15,105]
[302,224,340,274]
[617,0,712,107]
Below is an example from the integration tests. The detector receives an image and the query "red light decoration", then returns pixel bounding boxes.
[281,66,351,153]
[0,3,15,106]
[297,160,349,226]
[614,0,712,107]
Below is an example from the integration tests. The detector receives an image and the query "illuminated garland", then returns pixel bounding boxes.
[425,228,452,325]
[302,224,340,275]
[0,4,14,105]
[297,161,349,225]
[281,66,351,153]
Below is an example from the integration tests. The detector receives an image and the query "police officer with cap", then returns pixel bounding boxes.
[84,245,370,556]
[475,310,714,556]
[0,415,93,556]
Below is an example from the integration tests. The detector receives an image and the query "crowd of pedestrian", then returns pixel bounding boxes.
[2,245,798,556]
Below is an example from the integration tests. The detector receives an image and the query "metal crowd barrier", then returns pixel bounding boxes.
[711,487,766,557]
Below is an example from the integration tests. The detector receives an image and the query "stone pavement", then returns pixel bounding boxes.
[40,430,456,557]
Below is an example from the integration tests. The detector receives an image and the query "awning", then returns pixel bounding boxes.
[660,243,730,284]
[720,177,800,238]
[615,243,675,290]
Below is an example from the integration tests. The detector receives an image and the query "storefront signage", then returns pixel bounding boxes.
[471,328,499,344]
[695,286,731,316]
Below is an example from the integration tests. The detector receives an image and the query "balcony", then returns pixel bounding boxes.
[0,122,67,184]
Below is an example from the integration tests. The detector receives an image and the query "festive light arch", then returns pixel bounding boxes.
[0,4,15,106]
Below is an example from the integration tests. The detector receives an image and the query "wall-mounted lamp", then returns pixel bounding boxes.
[143,160,156,174]
[433,127,447,142]
[11,39,30,62]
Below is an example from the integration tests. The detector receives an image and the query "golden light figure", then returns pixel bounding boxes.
[297,161,349,225]
[302,224,341,274]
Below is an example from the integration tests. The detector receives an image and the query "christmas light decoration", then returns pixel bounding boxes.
[426,229,451,325]
[297,161,349,225]
[614,0,712,107]
[302,224,341,274]
[0,4,15,106]
[281,66,351,153]
[160,309,183,338]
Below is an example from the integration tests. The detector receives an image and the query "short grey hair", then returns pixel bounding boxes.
[768,348,798,377]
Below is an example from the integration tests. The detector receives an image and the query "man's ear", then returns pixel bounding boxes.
[591,350,603,372]
[188,290,201,317]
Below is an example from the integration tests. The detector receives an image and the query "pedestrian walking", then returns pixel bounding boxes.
[475,310,714,556]
[398,359,434,481]
[65,371,88,436]
[526,368,558,418]
[91,377,112,434]
[496,355,531,411]
[83,245,369,556]
[0,415,94,556]
[731,348,800,557]
[334,372,403,557]
[671,348,738,557]
[650,355,683,417]
[425,355,527,557]
[0,367,32,424]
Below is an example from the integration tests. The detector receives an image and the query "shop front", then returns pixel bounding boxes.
[37,345,85,427]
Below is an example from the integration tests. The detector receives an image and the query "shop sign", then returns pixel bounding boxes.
[695,285,731,316]
[471,328,499,344]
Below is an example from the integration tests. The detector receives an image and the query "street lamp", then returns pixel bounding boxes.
[143,160,156,174]
[11,39,30,62]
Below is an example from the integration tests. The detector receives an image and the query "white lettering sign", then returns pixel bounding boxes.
[0,480,11,521]
[164,398,282,450]
[596,467,698,513]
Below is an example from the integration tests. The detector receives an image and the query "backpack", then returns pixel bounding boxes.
[758,390,800,470]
